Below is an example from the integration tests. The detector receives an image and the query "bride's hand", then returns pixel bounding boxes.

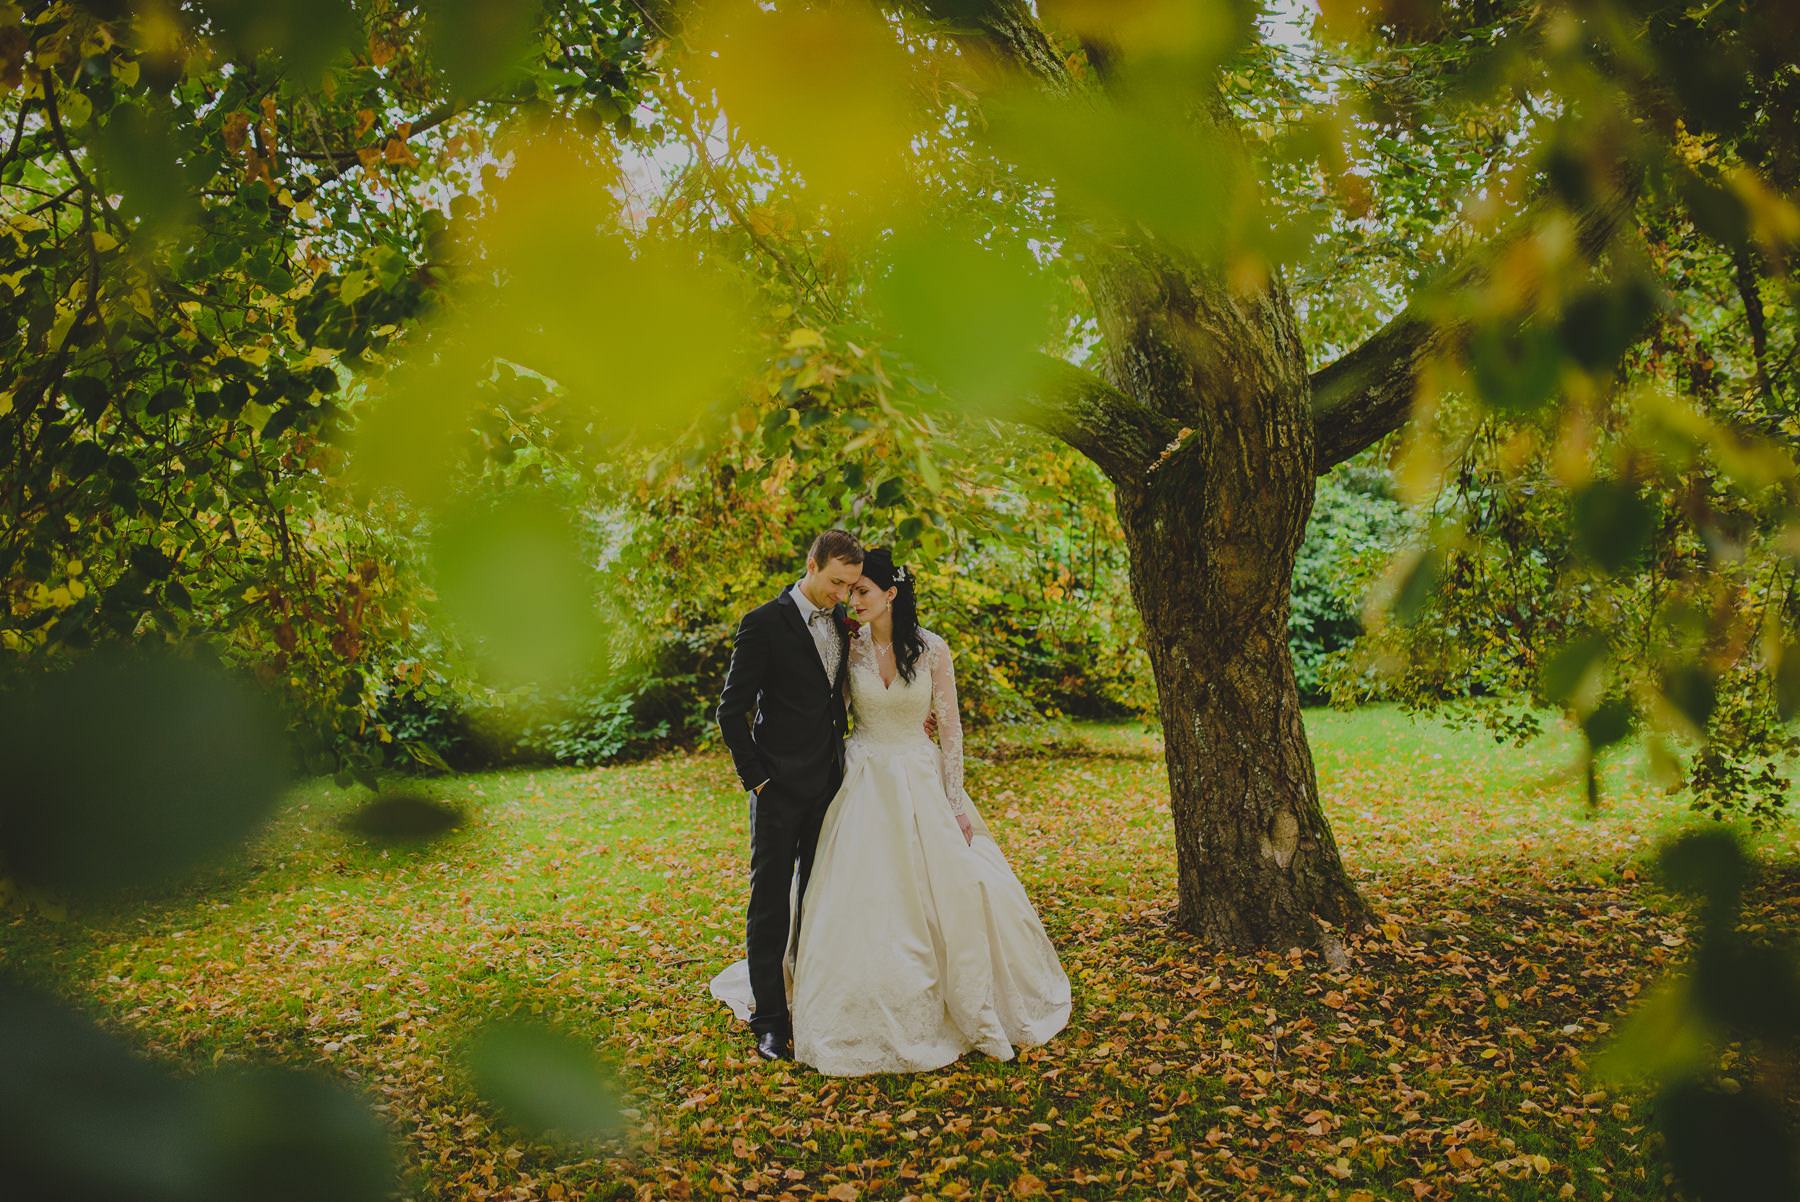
[956,813,973,845]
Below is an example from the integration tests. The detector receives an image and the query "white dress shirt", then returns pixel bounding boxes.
[788,580,839,679]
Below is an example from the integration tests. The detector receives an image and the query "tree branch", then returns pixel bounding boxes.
[1006,355,1178,482]
[903,0,1072,92]
[1310,171,1642,473]
[290,102,461,202]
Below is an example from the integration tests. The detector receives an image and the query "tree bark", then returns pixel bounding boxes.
[1075,244,1375,950]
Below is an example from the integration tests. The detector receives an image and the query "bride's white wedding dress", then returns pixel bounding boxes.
[710,628,1071,1076]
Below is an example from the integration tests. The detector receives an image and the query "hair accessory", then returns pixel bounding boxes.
[894,564,909,582]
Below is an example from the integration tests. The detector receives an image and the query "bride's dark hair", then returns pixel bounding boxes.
[860,547,925,684]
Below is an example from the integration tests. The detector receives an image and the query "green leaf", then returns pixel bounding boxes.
[1391,546,1442,626]
[1542,632,1608,708]
[429,495,612,688]
[1559,278,1659,374]
[61,375,109,421]
[1659,829,1745,912]
[1470,321,1562,415]
[128,544,174,579]
[92,101,194,236]
[429,0,545,99]
[1582,697,1634,750]
[991,90,1245,258]
[1661,1081,1800,1202]
[0,653,286,898]
[1776,645,1800,723]
[1595,978,1715,1086]
[1572,479,1655,574]
[197,0,361,83]
[1662,664,1717,734]
[872,225,1056,411]
[465,1022,622,1145]
[146,386,185,417]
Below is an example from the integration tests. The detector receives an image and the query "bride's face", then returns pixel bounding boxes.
[849,577,898,622]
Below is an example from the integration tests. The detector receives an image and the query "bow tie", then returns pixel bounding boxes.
[808,608,833,626]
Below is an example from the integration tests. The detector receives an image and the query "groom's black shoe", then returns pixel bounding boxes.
[754,1031,793,1062]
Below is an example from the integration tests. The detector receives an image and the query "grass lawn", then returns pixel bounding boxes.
[3,704,1794,1200]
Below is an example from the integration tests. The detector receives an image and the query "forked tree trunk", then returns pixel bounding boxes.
[1093,254,1374,951]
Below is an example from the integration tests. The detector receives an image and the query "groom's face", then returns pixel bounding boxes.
[804,556,862,608]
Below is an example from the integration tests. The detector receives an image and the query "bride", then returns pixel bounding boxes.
[713,548,1071,1076]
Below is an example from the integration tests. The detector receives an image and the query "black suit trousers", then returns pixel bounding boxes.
[745,776,838,1035]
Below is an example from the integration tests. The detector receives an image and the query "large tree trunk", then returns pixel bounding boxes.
[1092,252,1374,950]
[1118,468,1371,948]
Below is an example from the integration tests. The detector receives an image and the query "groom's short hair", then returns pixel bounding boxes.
[808,530,864,568]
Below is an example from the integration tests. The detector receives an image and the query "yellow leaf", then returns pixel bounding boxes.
[112,57,140,87]
[1040,0,1242,59]
[91,230,118,252]
[692,2,914,201]
[58,91,91,127]
[785,327,823,350]
[826,1185,859,1202]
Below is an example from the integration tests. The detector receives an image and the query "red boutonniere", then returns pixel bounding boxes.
[843,613,862,637]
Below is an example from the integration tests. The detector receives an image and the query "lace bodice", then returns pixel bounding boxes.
[845,628,968,815]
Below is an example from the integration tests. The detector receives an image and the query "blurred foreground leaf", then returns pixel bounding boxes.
[197,0,362,83]
[692,1,914,201]
[0,980,393,1201]
[1571,479,1655,574]
[355,131,749,502]
[991,91,1246,258]
[1541,631,1608,709]
[1038,0,1253,62]
[429,495,610,688]
[1660,1081,1800,1202]
[91,101,193,238]
[465,1022,622,1145]
[1661,663,1719,736]
[429,0,544,99]
[1605,829,1800,1201]
[0,654,286,899]
[1595,978,1715,1087]
[873,226,1056,409]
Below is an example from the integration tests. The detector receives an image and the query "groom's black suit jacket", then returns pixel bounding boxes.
[716,588,850,805]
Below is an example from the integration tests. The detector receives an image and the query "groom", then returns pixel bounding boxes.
[716,530,863,1061]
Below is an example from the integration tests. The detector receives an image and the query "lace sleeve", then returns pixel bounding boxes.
[926,631,969,816]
